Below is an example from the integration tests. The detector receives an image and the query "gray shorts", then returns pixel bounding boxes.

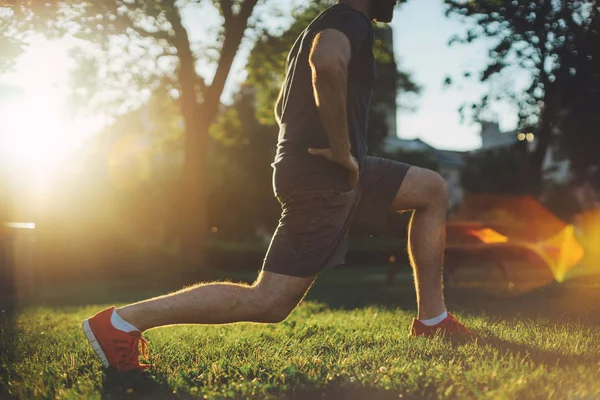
[262,156,411,277]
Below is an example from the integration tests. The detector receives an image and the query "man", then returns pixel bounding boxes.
[82,0,474,372]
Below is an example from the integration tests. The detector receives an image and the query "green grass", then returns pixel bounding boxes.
[2,266,600,399]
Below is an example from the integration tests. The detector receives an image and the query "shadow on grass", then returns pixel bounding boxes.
[100,369,187,400]
[477,334,599,368]
[283,385,423,400]
[99,371,422,400]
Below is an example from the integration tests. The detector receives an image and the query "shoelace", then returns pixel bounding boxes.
[135,336,151,361]
[114,333,151,370]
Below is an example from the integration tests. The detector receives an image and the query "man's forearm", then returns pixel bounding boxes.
[311,67,351,158]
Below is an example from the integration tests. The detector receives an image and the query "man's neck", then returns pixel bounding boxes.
[338,0,371,20]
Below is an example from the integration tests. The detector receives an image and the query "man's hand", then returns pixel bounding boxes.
[308,148,359,188]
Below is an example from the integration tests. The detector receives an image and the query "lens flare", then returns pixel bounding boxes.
[448,194,587,290]
[468,228,508,244]
[571,209,600,278]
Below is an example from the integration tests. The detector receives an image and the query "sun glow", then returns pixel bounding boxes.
[0,37,103,190]
[1,93,80,179]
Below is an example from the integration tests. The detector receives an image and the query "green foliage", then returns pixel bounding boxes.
[461,142,529,195]
[207,88,280,240]
[0,0,288,267]
[2,267,600,399]
[445,0,600,185]
[1,0,177,115]
[210,107,244,146]
[0,0,276,118]
[446,0,591,125]
[552,10,600,181]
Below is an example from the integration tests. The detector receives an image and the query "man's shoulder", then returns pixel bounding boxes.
[309,4,371,32]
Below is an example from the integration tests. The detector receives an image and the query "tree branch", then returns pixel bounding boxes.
[237,0,256,22]
[129,23,172,41]
[205,0,258,117]
[112,13,171,42]
[219,0,233,25]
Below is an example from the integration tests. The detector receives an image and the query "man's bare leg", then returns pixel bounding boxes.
[117,271,316,332]
[391,167,448,320]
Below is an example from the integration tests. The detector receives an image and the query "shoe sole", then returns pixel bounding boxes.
[82,319,110,368]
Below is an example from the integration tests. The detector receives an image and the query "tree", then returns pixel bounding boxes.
[445,0,599,193]
[207,86,280,240]
[0,0,280,268]
[246,0,420,153]
[461,142,529,195]
[554,6,600,181]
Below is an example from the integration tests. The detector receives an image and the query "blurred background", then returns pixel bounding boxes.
[0,0,599,304]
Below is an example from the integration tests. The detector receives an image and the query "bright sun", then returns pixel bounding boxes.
[0,37,103,190]
[1,93,75,173]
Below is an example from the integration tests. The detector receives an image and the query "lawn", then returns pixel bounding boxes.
[1,265,600,399]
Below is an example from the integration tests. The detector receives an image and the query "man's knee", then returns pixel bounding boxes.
[430,173,449,208]
[394,167,449,211]
[409,169,448,209]
[260,302,296,323]
[249,271,314,323]
[252,291,301,323]
[420,171,450,208]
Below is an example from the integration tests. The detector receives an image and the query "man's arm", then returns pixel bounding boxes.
[308,29,352,160]
[274,84,284,126]
[308,29,359,186]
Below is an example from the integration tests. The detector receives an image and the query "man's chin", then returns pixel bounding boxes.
[374,15,393,23]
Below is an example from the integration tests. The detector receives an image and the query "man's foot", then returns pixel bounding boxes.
[409,313,476,343]
[82,306,150,372]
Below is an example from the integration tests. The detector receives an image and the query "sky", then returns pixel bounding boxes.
[0,0,524,156]
[390,0,524,150]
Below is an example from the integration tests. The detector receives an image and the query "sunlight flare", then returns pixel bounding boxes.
[0,37,103,190]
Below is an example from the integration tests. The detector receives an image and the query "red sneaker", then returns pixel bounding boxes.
[82,306,150,372]
[409,313,476,343]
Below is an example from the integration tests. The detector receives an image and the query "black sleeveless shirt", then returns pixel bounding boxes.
[272,4,376,197]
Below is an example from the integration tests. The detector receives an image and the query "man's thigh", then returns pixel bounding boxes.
[262,188,359,277]
[352,156,411,233]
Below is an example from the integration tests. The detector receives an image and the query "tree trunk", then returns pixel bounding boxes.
[527,88,558,195]
[168,0,259,270]
[180,117,210,270]
[167,4,210,270]
[527,121,551,195]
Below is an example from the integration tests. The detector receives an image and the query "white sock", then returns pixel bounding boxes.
[419,310,448,326]
[110,309,139,332]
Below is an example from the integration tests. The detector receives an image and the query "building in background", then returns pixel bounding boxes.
[480,121,518,150]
